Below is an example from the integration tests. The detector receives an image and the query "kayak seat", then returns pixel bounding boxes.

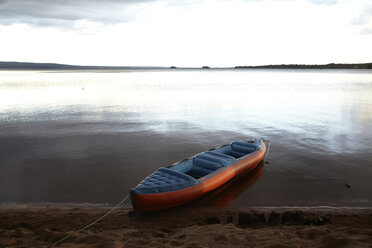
[205,151,236,162]
[229,150,247,158]
[133,167,197,194]
[187,154,224,179]
[229,141,257,158]
[232,141,259,150]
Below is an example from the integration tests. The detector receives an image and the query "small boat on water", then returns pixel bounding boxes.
[130,138,267,214]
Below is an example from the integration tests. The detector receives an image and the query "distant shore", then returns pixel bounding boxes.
[1,205,371,247]
[0,61,166,70]
[1,61,371,70]
[235,63,372,70]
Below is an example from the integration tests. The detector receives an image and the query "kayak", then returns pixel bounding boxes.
[129,138,266,214]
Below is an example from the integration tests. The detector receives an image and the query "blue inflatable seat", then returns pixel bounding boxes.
[205,151,236,162]
[229,141,258,158]
[187,154,225,179]
[132,167,197,194]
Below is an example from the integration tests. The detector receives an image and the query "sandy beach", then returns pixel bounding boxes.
[1,205,371,248]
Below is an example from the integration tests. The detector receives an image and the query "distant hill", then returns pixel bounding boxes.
[235,63,372,69]
[1,61,372,70]
[0,61,165,70]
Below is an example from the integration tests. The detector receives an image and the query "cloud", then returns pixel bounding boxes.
[305,0,339,5]
[0,0,156,26]
[239,0,340,4]
[0,0,342,26]
[353,4,372,34]
[0,0,364,30]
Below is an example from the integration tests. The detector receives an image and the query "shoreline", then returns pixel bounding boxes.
[2,203,372,210]
[1,205,371,247]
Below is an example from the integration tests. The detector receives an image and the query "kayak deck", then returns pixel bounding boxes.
[134,168,197,194]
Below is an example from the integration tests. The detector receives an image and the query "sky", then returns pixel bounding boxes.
[0,0,371,67]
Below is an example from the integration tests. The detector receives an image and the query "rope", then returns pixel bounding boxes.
[45,194,130,248]
[263,139,271,158]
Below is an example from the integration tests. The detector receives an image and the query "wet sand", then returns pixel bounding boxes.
[1,206,371,248]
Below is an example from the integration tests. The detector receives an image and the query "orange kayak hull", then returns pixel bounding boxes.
[130,143,266,214]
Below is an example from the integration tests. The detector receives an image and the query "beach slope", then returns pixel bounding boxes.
[1,206,371,248]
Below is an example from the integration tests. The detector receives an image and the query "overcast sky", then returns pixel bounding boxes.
[0,0,371,67]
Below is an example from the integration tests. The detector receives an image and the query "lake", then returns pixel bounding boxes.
[0,69,371,208]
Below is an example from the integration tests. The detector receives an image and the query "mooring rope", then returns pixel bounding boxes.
[45,194,130,248]
[263,139,271,158]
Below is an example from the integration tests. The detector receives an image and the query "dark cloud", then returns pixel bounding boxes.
[0,0,156,26]
[0,0,350,28]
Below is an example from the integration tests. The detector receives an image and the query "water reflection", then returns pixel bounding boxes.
[190,161,265,208]
[1,70,371,154]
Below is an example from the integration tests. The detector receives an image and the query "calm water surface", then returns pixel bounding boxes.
[0,69,371,208]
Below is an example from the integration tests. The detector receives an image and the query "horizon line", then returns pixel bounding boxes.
[1,61,372,70]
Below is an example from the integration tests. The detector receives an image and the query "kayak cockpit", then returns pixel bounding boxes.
[171,140,261,178]
[185,153,230,179]
[212,141,259,159]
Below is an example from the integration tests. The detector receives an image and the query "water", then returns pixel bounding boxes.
[0,69,371,208]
